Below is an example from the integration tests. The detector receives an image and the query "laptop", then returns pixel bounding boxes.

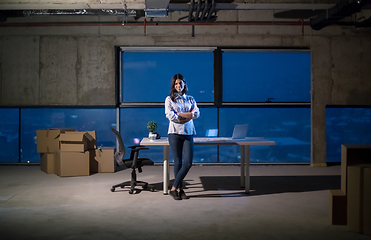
[206,129,218,137]
[231,124,249,139]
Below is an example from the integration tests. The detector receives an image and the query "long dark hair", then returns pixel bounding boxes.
[170,73,188,102]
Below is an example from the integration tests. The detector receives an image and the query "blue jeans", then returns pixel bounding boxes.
[168,134,194,189]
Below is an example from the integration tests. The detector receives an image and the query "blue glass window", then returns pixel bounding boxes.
[326,107,371,162]
[222,51,311,102]
[120,107,217,163]
[219,108,311,163]
[21,108,117,163]
[122,51,214,103]
[0,109,19,163]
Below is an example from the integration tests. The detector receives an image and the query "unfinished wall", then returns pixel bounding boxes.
[1,10,371,166]
[2,36,39,105]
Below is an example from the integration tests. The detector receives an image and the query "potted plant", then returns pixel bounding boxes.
[147,121,158,140]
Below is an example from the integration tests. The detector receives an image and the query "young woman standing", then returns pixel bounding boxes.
[165,74,200,200]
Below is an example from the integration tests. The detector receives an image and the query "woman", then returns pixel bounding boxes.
[165,73,200,200]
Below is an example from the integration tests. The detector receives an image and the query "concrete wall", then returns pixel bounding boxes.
[1,10,371,166]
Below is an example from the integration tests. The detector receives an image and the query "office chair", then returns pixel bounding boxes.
[110,127,154,194]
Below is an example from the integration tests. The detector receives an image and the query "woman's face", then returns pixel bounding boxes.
[174,79,185,93]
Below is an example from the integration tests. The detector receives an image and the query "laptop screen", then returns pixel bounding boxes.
[206,129,218,137]
[231,124,249,139]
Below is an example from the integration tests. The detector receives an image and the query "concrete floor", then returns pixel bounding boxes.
[0,164,369,240]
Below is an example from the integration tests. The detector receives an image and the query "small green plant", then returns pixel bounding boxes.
[147,121,158,132]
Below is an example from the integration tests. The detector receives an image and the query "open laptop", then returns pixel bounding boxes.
[206,129,218,137]
[231,124,249,139]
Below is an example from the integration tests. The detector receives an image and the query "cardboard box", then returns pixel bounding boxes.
[60,143,86,152]
[341,145,371,194]
[89,150,98,174]
[54,150,90,177]
[329,189,347,225]
[59,131,96,152]
[347,164,371,235]
[364,167,371,236]
[40,153,55,174]
[95,147,115,173]
[36,128,75,153]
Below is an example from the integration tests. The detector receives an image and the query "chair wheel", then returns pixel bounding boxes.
[150,187,155,192]
[110,188,115,192]
[129,189,134,194]
[142,184,148,189]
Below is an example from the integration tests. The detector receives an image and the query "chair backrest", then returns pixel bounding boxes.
[111,128,126,167]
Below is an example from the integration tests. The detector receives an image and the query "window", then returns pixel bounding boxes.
[222,50,311,102]
[121,48,215,103]
[219,108,311,163]
[0,108,19,163]
[326,107,371,162]
[218,49,311,163]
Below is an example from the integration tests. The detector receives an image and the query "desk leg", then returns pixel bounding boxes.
[244,145,251,194]
[240,145,245,188]
[163,145,170,195]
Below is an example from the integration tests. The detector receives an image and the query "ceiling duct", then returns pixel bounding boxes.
[310,0,371,30]
[145,0,170,18]
[186,0,216,22]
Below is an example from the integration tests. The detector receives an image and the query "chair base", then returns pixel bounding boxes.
[110,169,154,194]
[110,180,151,194]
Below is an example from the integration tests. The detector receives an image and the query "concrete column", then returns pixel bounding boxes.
[311,36,332,167]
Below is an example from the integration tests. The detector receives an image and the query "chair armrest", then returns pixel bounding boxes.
[132,147,149,151]
[128,145,146,149]
[128,147,149,164]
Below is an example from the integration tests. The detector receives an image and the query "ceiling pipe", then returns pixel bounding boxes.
[188,0,195,22]
[200,0,210,20]
[194,0,202,21]
[207,0,216,20]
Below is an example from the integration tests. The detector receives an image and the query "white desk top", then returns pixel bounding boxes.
[140,137,275,146]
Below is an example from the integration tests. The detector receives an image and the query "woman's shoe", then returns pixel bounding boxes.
[179,189,189,199]
[169,190,182,200]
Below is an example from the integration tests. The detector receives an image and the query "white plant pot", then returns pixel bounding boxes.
[148,132,157,141]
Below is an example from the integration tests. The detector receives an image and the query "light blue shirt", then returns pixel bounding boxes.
[165,94,200,135]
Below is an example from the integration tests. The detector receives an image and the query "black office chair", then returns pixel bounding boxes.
[110,127,154,194]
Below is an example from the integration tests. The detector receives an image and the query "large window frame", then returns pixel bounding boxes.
[119,46,312,163]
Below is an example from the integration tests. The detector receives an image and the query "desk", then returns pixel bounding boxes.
[140,137,275,194]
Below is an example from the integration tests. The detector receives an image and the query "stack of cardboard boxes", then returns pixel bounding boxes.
[347,164,371,236]
[37,128,115,177]
[329,144,371,236]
